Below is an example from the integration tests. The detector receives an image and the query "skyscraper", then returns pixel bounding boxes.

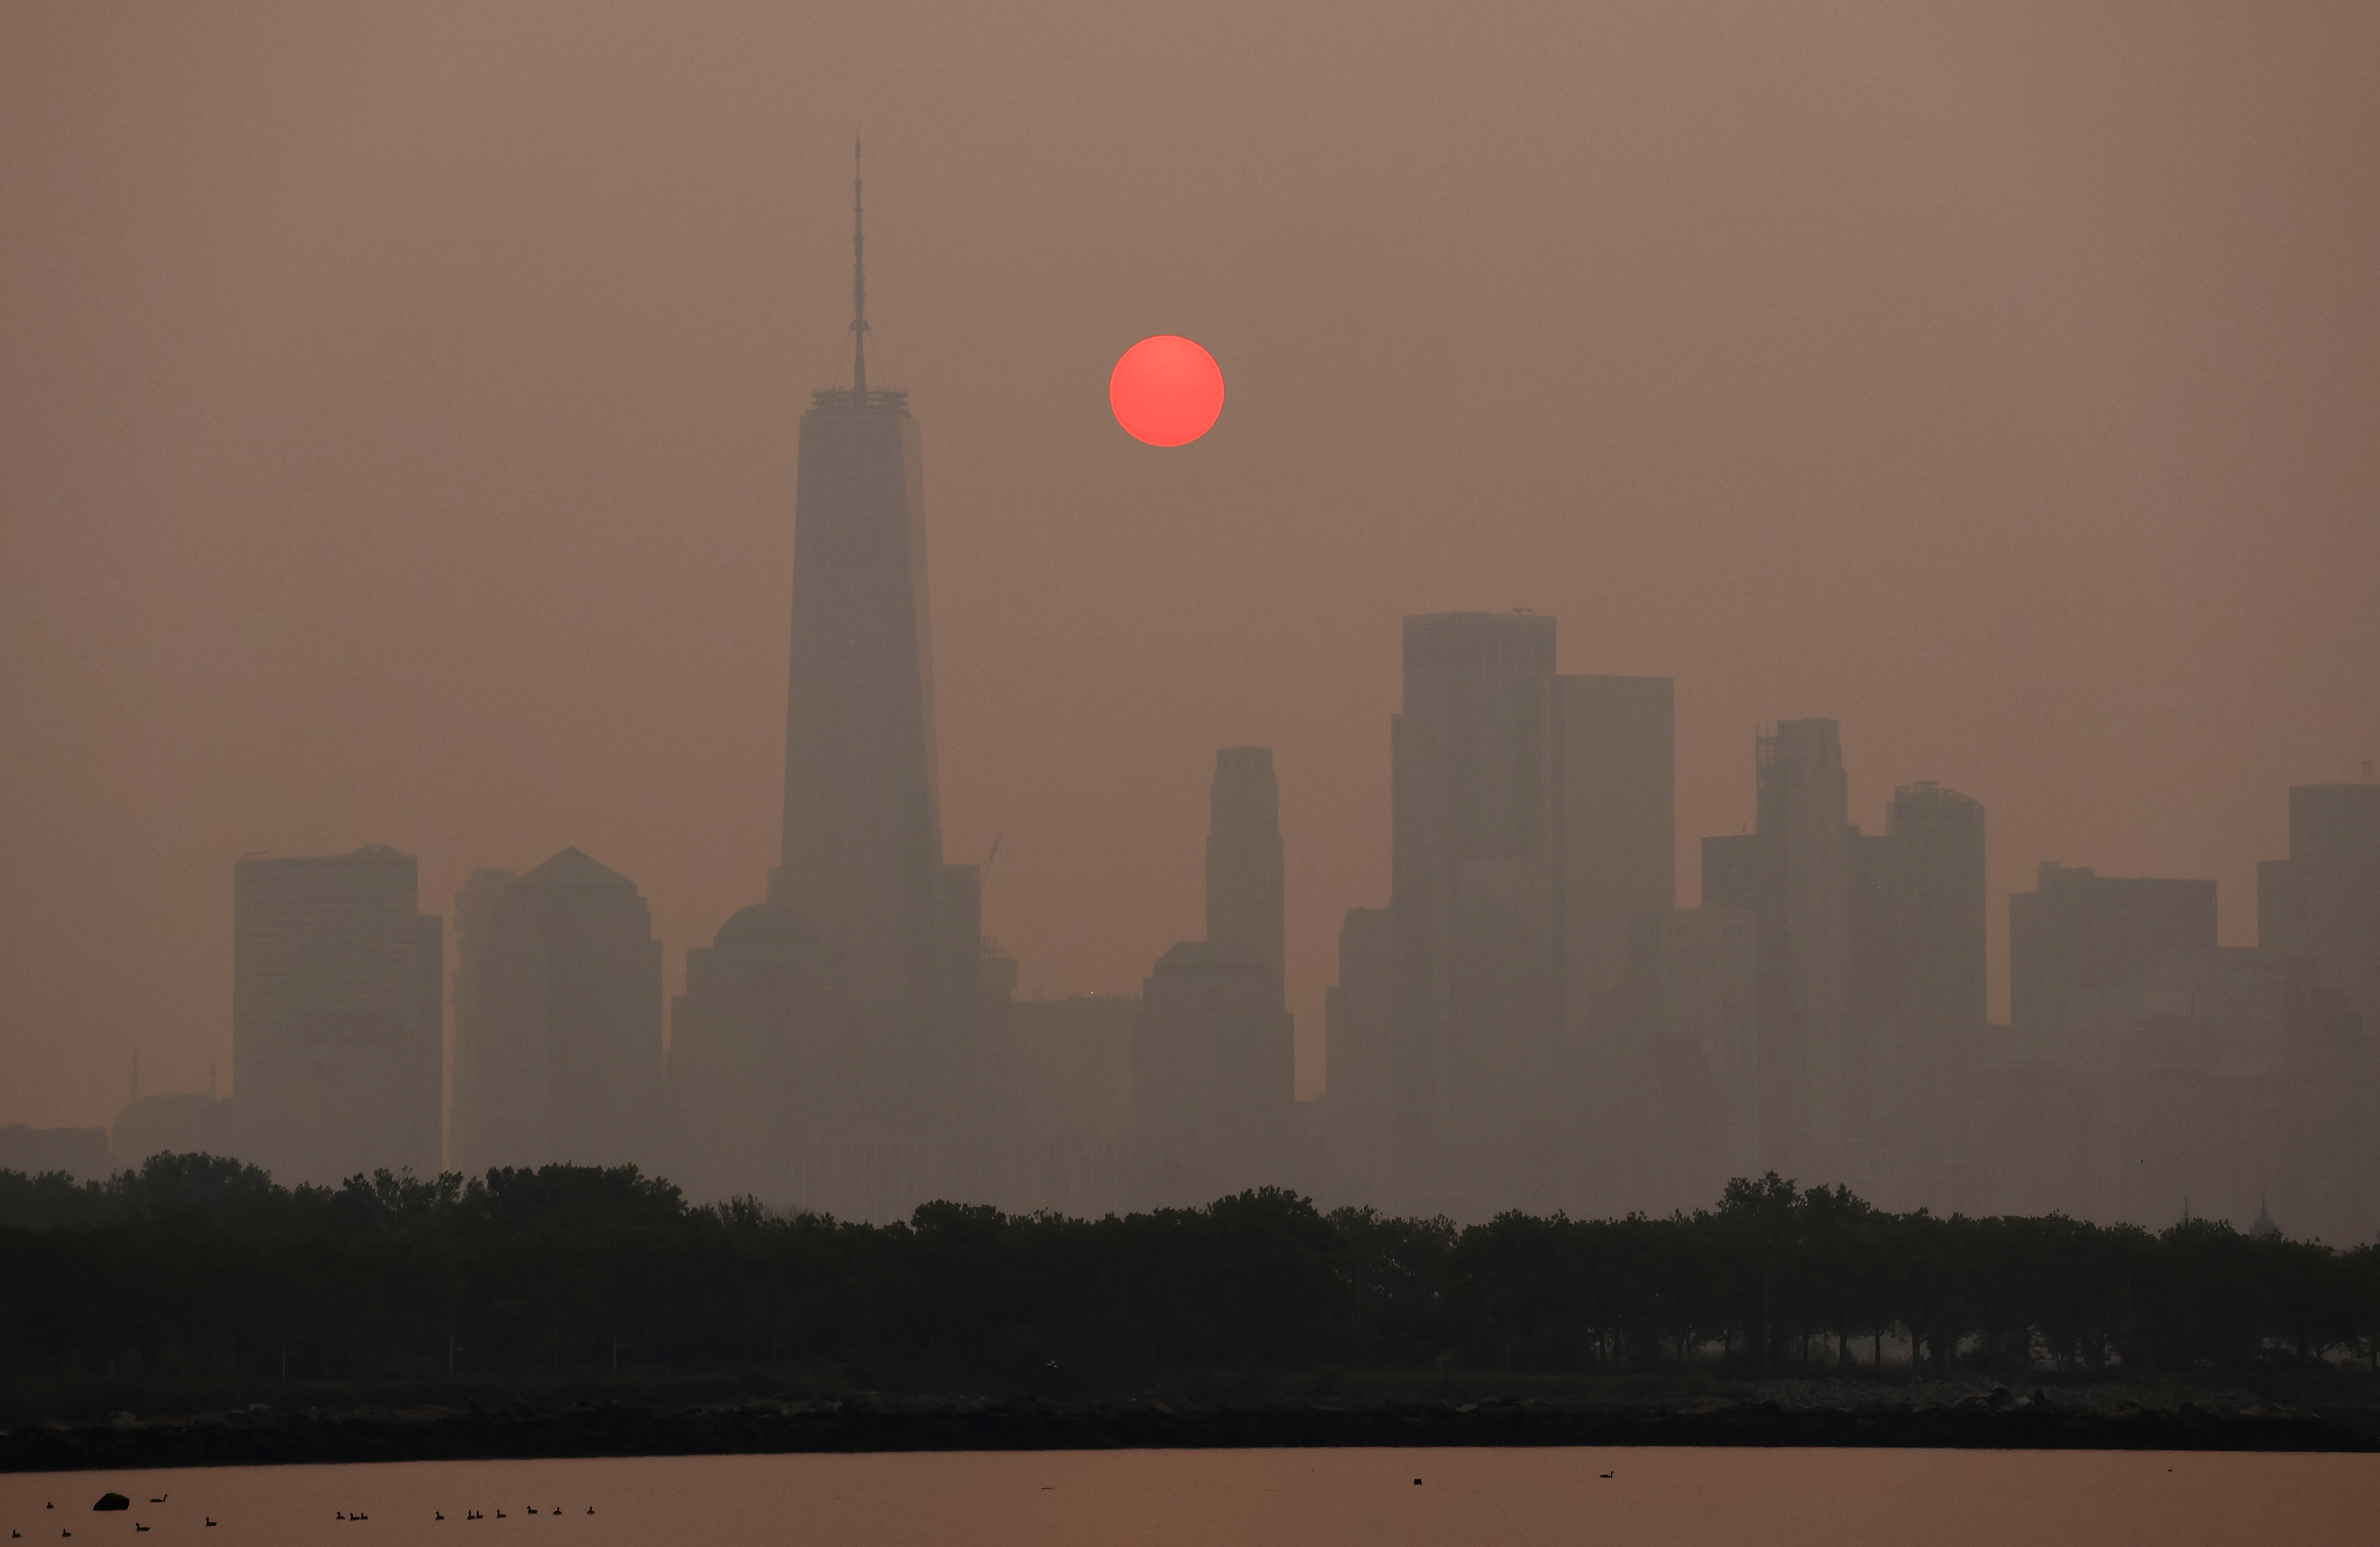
[773,143,950,1089]
[1875,782,1986,1205]
[2009,862,2216,1038]
[230,846,442,1184]
[1550,674,1676,1057]
[1703,720,1851,1182]
[1322,905,1394,1198]
[1206,747,1285,999]
[449,848,664,1177]
[2258,779,2380,1033]
[1390,612,1559,1213]
[1885,783,1988,1043]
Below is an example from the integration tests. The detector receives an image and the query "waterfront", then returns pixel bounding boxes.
[4,1446,2374,1547]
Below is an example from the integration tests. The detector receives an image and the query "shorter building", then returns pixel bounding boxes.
[1002,992,1136,1218]
[2258,779,2380,1033]
[666,901,847,1207]
[112,1093,233,1168]
[1130,940,1295,1209]
[231,846,442,1185]
[1318,906,1393,1203]
[0,1125,113,1181]
[2010,862,2216,1040]
[1655,906,1760,1190]
[451,849,664,1177]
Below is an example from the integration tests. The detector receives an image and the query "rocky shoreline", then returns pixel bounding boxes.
[6,1381,2373,1471]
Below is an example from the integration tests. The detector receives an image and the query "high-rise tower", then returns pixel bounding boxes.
[1389,611,1561,1213]
[1206,746,1285,997]
[774,141,948,1071]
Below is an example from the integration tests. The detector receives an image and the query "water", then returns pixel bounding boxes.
[4,1447,2372,1546]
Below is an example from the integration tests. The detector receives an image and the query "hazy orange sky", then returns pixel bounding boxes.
[4,2,2376,1129]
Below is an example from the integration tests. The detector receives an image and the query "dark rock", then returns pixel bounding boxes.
[92,1496,129,1512]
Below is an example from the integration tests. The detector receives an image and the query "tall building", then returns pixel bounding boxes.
[772,145,951,1097]
[1551,675,1676,1057]
[449,849,664,1177]
[1875,782,1987,1205]
[2009,862,2216,1038]
[1389,612,1561,1214]
[2259,779,2380,1033]
[1206,747,1285,998]
[1321,905,1394,1199]
[230,846,442,1185]
[1885,784,1987,1041]
[1702,722,1851,1183]
[1843,825,1896,1181]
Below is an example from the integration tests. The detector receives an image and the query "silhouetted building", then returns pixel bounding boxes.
[1131,940,1295,1207]
[1003,992,1135,1217]
[0,1125,113,1180]
[1206,747,1285,999]
[1844,825,1896,1187]
[1703,720,1852,1183]
[1599,904,1759,1216]
[1553,674,1676,1057]
[771,149,956,1128]
[1389,612,1561,1215]
[1320,905,1394,1200]
[112,1076,230,1168]
[2010,862,2216,1040]
[2259,779,2380,1034]
[1885,783,1989,1037]
[450,849,664,1177]
[230,846,442,1185]
[667,902,847,1206]
[1871,782,1987,1206]
[1654,906,1759,1186]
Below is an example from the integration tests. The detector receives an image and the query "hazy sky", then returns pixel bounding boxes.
[4,2,2376,1128]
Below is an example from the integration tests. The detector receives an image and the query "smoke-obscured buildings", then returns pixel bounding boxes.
[450,849,663,1177]
[1207,747,1286,998]
[1129,747,1298,1208]
[1379,613,1678,1218]
[2259,780,2380,1035]
[230,846,442,1186]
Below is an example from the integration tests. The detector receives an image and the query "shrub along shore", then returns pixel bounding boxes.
[5,1154,2379,1459]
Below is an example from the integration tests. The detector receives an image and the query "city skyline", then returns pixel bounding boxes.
[6,4,2378,1141]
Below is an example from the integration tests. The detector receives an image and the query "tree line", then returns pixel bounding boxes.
[3,1155,2376,1393]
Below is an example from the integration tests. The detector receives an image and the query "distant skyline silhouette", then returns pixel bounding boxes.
[4,2,2377,1137]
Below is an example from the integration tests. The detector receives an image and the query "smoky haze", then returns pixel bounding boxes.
[2,0,2376,1187]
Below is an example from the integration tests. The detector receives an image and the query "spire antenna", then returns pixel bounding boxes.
[850,134,869,395]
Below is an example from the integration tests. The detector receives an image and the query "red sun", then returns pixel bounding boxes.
[1109,335,1225,446]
